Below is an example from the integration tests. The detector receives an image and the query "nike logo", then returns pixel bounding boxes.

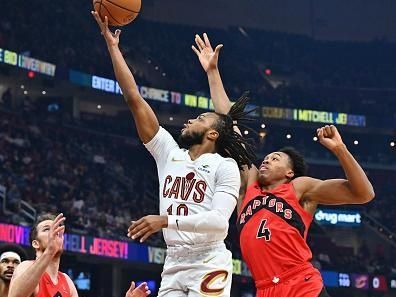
[203,256,216,263]
[304,275,313,281]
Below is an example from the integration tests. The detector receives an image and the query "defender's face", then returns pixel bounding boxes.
[258,152,293,185]
[33,220,64,254]
[0,256,20,282]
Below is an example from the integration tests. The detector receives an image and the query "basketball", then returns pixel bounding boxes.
[93,0,141,26]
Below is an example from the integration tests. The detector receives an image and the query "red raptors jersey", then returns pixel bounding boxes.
[237,181,313,282]
[37,271,71,297]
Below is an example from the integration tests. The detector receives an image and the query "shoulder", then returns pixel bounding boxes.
[156,126,177,143]
[292,176,322,199]
[144,126,179,148]
[62,273,78,296]
[11,260,35,284]
[216,157,239,173]
[293,176,322,186]
[14,260,35,274]
[19,259,35,266]
[62,272,74,285]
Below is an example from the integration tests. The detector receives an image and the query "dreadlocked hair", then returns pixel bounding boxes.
[212,92,257,169]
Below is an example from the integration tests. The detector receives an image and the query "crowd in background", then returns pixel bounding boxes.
[1,0,396,121]
[0,104,394,276]
[0,0,395,283]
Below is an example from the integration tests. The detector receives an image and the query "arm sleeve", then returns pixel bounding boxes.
[167,191,237,233]
[167,159,240,233]
[144,126,179,167]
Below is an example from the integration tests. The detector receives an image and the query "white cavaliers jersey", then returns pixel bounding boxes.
[144,127,240,246]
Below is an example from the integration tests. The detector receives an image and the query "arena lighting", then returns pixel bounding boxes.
[313,136,318,141]
[264,68,272,76]
[41,91,46,95]
[155,66,159,70]
[147,59,151,64]
[27,71,35,78]
[353,140,359,145]
[261,123,266,129]
[71,69,367,126]
[20,85,24,89]
[169,117,173,121]
[391,141,395,147]
[286,134,292,139]
[23,90,28,95]
[259,131,266,138]
[244,130,249,135]
[97,104,102,109]
[162,72,166,77]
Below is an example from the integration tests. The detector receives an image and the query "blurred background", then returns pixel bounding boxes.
[0,0,395,296]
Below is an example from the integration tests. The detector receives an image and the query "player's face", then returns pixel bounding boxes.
[0,256,20,282]
[258,152,294,185]
[179,113,218,147]
[33,220,64,254]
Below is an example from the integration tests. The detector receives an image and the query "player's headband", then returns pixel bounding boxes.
[0,251,21,262]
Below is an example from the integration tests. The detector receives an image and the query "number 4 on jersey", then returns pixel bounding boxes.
[257,219,271,241]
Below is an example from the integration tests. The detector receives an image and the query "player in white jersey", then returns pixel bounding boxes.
[92,12,256,297]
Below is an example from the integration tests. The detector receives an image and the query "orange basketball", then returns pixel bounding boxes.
[93,0,141,26]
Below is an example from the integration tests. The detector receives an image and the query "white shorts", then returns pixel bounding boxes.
[157,241,233,297]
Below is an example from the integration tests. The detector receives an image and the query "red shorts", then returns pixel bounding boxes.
[255,263,329,297]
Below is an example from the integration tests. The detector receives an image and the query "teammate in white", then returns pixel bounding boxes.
[92,12,255,297]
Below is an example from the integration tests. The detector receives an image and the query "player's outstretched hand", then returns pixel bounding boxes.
[317,125,345,152]
[125,281,151,297]
[192,33,223,73]
[127,215,167,243]
[45,213,66,257]
[91,10,121,47]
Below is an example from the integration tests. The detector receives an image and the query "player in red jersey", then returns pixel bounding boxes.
[193,33,375,297]
[9,214,150,297]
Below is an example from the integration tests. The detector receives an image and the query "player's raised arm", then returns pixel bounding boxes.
[92,11,159,144]
[9,214,66,297]
[296,125,375,205]
[193,33,258,203]
[192,33,230,114]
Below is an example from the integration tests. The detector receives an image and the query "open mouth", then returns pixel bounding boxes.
[259,166,269,172]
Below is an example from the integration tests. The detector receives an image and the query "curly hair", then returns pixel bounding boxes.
[278,147,307,179]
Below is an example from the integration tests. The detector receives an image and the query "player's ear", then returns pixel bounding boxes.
[286,169,294,179]
[32,239,40,249]
[207,129,219,141]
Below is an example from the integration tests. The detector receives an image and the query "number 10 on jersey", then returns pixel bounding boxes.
[167,203,189,216]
